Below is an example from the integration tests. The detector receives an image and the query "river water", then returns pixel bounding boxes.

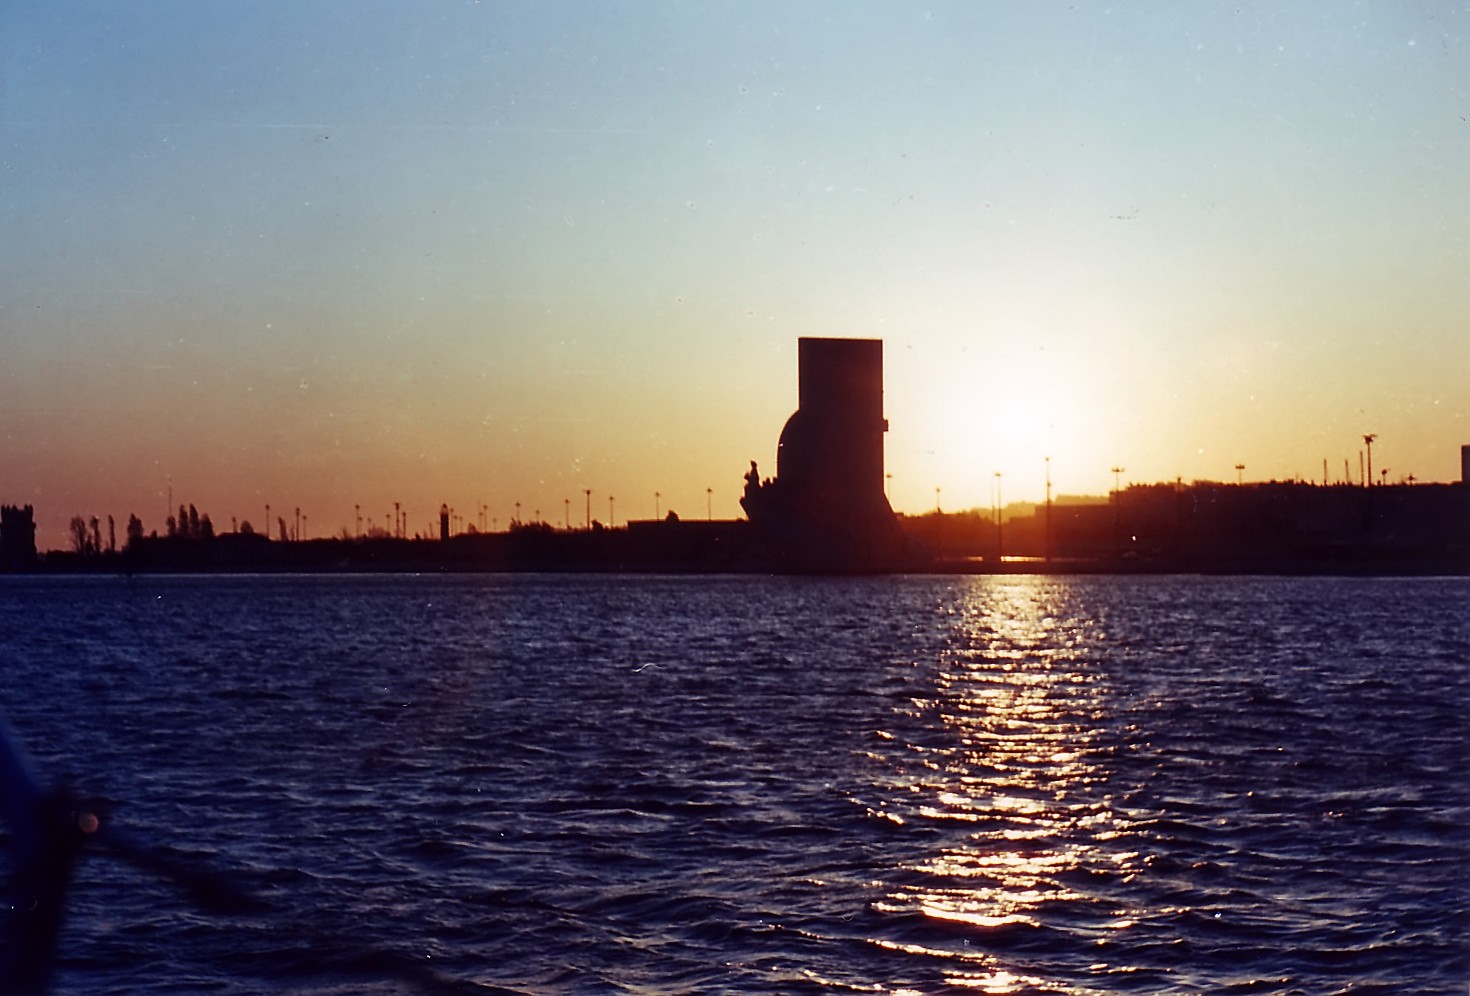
[1,574,1466,993]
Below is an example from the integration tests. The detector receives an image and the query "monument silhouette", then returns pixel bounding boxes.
[741,337,906,571]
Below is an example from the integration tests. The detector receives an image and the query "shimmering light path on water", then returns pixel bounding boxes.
[1,575,1466,993]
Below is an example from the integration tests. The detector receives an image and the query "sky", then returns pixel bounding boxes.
[2,2,1467,547]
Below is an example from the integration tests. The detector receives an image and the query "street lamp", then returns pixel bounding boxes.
[994,472,1002,561]
[584,489,592,529]
[1235,463,1245,487]
[654,491,661,519]
[1044,456,1052,564]
[1363,434,1377,488]
[1110,467,1125,547]
[706,487,712,521]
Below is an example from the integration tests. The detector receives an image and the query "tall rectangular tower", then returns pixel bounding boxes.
[780,337,889,502]
[743,336,903,570]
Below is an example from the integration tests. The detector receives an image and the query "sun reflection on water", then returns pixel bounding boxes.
[868,579,1138,992]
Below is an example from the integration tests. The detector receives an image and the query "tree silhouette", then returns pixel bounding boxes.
[68,516,90,555]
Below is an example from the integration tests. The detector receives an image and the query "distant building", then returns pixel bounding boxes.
[0,504,38,571]
[741,337,906,570]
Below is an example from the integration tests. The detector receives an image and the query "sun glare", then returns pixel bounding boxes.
[891,368,1103,510]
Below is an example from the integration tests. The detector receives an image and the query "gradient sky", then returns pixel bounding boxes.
[3,2,1467,547]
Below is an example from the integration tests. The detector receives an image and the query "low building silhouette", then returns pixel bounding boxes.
[0,504,38,571]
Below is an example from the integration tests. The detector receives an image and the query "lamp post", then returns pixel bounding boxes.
[1363,434,1377,488]
[609,496,615,527]
[564,498,570,529]
[654,491,661,519]
[1044,456,1052,564]
[706,487,712,521]
[1235,463,1245,487]
[1110,467,1125,550]
[584,489,592,529]
[994,472,1002,561]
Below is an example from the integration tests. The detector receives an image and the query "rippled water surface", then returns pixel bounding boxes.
[1,574,1466,993]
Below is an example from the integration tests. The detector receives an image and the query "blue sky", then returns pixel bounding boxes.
[2,2,1466,544]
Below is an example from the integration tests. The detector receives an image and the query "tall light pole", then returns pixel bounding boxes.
[1110,467,1125,549]
[265,504,271,540]
[706,487,712,521]
[654,491,661,519]
[584,489,592,529]
[1363,434,1377,488]
[994,471,1003,561]
[1235,463,1245,487]
[564,498,570,529]
[1044,456,1053,564]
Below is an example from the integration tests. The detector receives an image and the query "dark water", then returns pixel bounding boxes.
[1,574,1466,994]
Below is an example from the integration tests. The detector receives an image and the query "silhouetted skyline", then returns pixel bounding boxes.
[3,5,1465,549]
